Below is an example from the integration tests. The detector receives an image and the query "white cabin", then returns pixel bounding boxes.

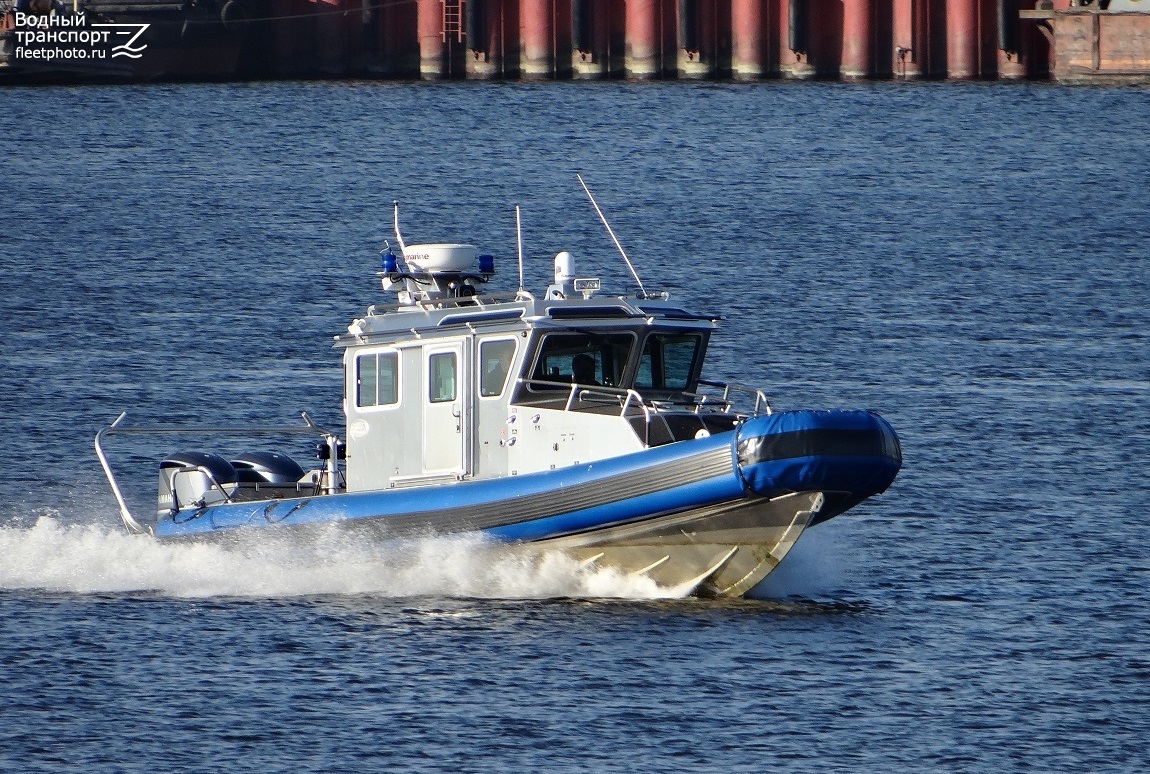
[335,244,740,493]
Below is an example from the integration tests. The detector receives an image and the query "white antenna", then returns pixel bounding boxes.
[515,205,526,297]
[392,200,407,254]
[577,173,647,297]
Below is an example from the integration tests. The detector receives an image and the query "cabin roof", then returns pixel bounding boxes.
[334,293,720,349]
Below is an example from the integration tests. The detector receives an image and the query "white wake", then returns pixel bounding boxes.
[0,516,687,600]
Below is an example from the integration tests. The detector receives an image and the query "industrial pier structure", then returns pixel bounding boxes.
[5,0,1149,82]
[278,0,1057,81]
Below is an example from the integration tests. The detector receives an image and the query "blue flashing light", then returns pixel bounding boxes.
[478,254,495,274]
[381,250,399,273]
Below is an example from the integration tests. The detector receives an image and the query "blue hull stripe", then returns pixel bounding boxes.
[484,471,744,542]
[152,409,902,542]
[154,430,742,540]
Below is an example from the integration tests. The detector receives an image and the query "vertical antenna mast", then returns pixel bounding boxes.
[515,205,526,297]
[392,200,407,253]
[577,174,647,298]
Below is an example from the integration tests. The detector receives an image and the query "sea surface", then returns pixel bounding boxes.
[0,80,1148,772]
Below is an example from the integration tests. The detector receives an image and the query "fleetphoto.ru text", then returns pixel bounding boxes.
[11,11,148,61]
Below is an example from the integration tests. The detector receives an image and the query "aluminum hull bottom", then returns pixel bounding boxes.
[530,491,826,597]
[151,488,825,598]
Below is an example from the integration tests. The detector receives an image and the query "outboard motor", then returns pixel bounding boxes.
[228,451,308,501]
[157,452,238,518]
[231,451,306,485]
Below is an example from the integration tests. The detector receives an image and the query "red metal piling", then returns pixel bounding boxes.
[731,0,767,79]
[946,0,980,78]
[890,0,922,79]
[247,0,1116,83]
[840,0,871,78]
[521,0,556,77]
[416,0,447,78]
[625,0,662,78]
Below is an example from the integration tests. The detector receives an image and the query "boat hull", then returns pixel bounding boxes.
[141,409,899,596]
[532,490,826,597]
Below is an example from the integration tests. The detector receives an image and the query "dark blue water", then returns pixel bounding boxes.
[1,81,1148,771]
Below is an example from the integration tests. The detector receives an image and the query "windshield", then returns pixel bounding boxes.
[528,332,635,389]
[634,332,705,392]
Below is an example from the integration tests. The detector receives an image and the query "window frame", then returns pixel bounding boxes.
[634,331,708,393]
[354,348,401,410]
[428,351,458,404]
[525,331,638,392]
[478,337,519,399]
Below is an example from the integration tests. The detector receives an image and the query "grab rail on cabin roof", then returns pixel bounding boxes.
[366,291,524,316]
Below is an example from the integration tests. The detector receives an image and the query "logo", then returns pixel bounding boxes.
[92,22,149,59]
[10,11,149,63]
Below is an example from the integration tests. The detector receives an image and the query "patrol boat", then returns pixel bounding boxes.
[95,199,901,598]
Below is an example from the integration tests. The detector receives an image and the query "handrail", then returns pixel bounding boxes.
[515,377,770,447]
[367,291,524,317]
[693,379,772,416]
[94,411,335,535]
[173,464,237,513]
[519,378,654,445]
[95,413,148,535]
[519,378,641,411]
[96,423,333,438]
[522,377,769,417]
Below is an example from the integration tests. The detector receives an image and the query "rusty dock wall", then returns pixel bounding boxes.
[254,0,1062,81]
[8,0,1147,82]
[1023,4,1150,83]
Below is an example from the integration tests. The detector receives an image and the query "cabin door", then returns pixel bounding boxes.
[422,339,469,475]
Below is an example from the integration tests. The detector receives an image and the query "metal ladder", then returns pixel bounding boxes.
[442,0,464,43]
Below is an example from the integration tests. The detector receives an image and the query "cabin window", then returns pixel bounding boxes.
[429,352,457,403]
[479,339,517,397]
[635,333,704,391]
[528,333,634,389]
[356,351,399,407]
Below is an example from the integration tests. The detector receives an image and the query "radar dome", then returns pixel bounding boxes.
[403,244,477,273]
